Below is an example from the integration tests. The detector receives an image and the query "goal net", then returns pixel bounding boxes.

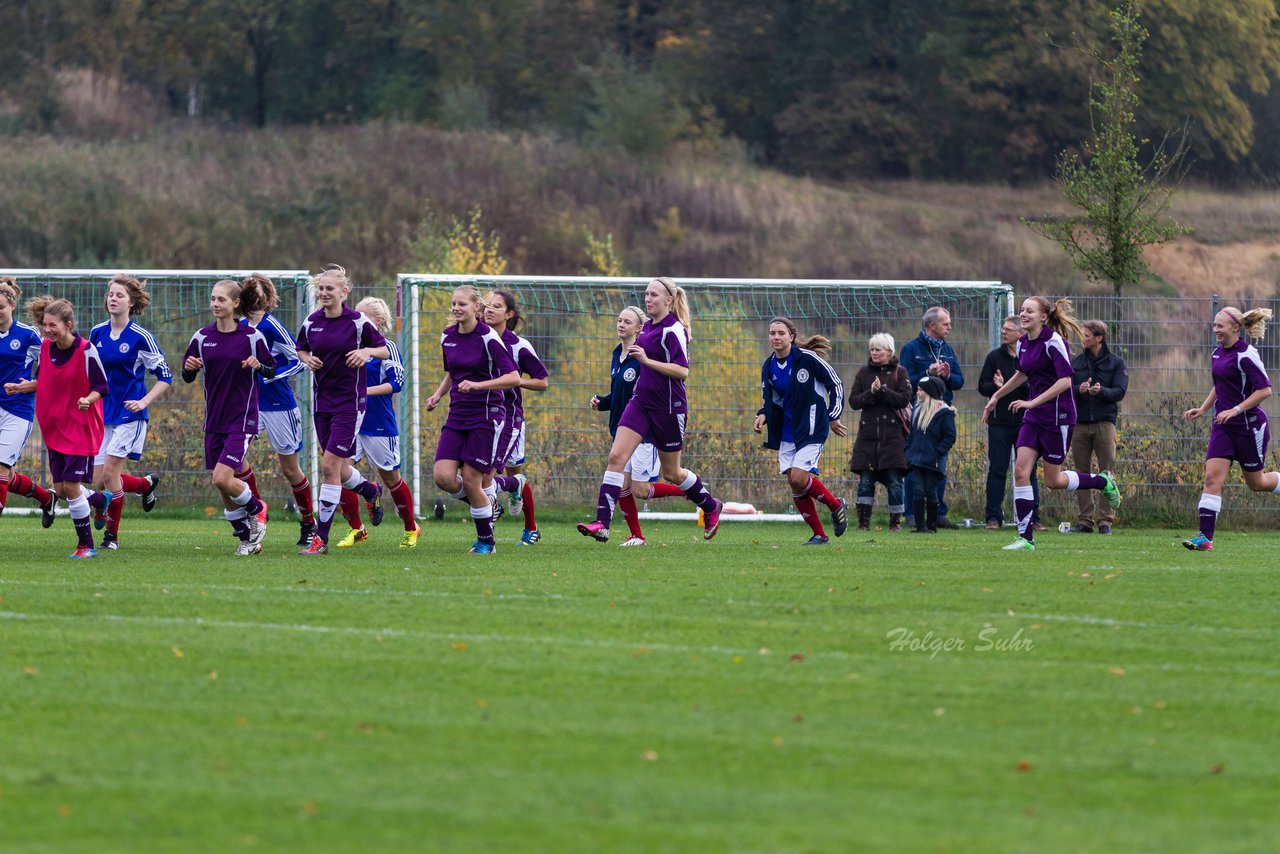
[397,275,1014,518]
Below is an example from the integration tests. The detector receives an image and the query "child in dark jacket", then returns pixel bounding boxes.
[905,376,956,533]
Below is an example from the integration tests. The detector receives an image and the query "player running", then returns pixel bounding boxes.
[182,280,275,555]
[982,296,1121,552]
[425,285,521,555]
[1181,307,1279,551]
[295,265,389,555]
[0,278,57,525]
[578,277,722,543]
[88,275,169,551]
[333,297,420,548]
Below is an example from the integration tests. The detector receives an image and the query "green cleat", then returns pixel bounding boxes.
[1100,471,1122,509]
[1001,537,1036,552]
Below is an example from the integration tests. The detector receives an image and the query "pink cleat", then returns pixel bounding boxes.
[702,499,723,540]
[577,521,610,542]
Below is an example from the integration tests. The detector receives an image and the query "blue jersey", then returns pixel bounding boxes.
[0,320,42,420]
[88,320,172,425]
[769,354,794,443]
[244,312,304,412]
[359,341,404,437]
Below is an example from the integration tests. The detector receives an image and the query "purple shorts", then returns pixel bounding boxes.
[315,410,363,458]
[436,421,503,473]
[48,450,94,484]
[1017,422,1073,466]
[205,432,254,471]
[1207,420,1269,472]
[618,400,685,452]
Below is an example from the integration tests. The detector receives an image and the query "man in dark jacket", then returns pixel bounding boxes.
[899,306,964,527]
[978,316,1040,530]
[1071,320,1127,534]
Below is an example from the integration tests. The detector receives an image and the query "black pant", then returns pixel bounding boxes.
[986,423,1039,524]
[911,467,942,499]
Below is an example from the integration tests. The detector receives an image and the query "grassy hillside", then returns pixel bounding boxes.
[1,123,1278,293]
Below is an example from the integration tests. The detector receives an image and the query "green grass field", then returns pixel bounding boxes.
[1,513,1277,852]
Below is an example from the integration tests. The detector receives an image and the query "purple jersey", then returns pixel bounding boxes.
[184,323,275,434]
[501,328,548,421]
[440,320,518,427]
[296,306,387,415]
[1017,326,1075,427]
[1212,336,1270,423]
[631,313,689,415]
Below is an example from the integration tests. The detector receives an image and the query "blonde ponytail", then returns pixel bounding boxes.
[653,276,691,340]
[1221,306,1272,341]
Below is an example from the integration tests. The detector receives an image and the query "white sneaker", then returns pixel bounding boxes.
[234,540,262,556]
[508,473,527,516]
[620,536,647,547]
[247,513,267,546]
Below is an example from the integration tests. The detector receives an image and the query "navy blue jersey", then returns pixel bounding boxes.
[0,320,41,420]
[88,320,172,425]
[768,354,795,443]
[596,343,642,437]
[359,341,405,437]
[244,312,304,412]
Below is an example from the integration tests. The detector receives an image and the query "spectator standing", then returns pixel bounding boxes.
[900,306,963,527]
[847,333,911,531]
[979,316,1040,530]
[1071,320,1128,534]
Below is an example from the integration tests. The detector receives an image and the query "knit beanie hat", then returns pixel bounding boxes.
[919,375,946,400]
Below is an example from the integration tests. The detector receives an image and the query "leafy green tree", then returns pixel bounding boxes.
[1024,2,1190,296]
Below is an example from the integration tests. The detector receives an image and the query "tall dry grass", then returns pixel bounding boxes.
[0,123,1276,290]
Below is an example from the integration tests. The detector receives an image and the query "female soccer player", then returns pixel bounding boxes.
[295,265,389,555]
[753,316,849,544]
[0,278,57,525]
[239,273,316,546]
[19,296,111,558]
[1181,307,1279,551]
[88,275,169,551]
[578,277,722,543]
[484,289,549,546]
[982,296,1121,551]
[904,376,956,533]
[425,285,521,555]
[332,297,420,549]
[589,306,686,546]
[182,280,275,555]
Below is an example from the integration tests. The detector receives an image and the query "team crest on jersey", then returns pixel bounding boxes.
[8,339,18,350]
[796,368,810,383]
[623,368,637,382]
[119,342,130,353]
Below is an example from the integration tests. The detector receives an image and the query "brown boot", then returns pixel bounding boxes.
[857,503,872,531]
[889,513,902,532]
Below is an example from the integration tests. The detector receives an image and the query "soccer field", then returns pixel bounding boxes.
[1,515,1276,852]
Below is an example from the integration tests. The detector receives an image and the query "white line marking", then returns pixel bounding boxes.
[1015,612,1273,636]
[0,578,568,603]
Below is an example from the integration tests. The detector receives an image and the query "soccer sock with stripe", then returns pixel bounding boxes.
[596,471,625,527]
[804,476,840,511]
[238,467,260,501]
[341,469,379,503]
[471,502,495,545]
[230,482,263,517]
[520,481,536,529]
[1014,485,1036,543]
[107,490,125,536]
[339,489,363,528]
[677,471,717,512]
[1198,493,1222,540]
[493,474,520,492]
[1062,471,1106,491]
[120,473,151,494]
[315,483,342,543]
[291,476,315,524]
[86,490,109,512]
[9,472,52,505]
[225,508,250,542]
[67,492,94,548]
[618,488,644,539]
[389,479,415,530]
[793,491,826,537]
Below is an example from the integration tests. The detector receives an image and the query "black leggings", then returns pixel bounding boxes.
[910,467,941,501]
